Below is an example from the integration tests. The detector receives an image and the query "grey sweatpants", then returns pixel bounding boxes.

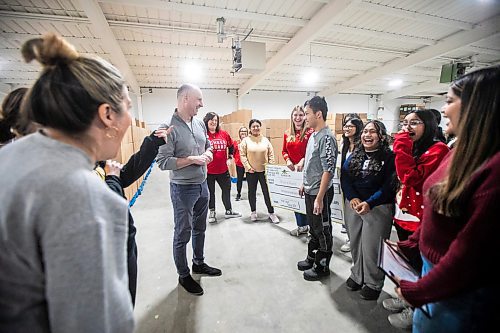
[344,200,393,291]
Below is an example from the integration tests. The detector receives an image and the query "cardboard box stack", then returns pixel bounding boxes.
[220,122,244,140]
[113,118,152,201]
[261,118,289,165]
[220,110,252,131]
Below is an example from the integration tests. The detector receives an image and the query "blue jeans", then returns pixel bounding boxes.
[170,181,209,278]
[413,255,495,333]
[294,212,308,227]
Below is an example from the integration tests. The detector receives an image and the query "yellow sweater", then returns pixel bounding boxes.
[239,135,275,172]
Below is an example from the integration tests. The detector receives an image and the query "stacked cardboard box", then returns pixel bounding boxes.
[220,122,244,141]
[261,118,289,165]
[220,109,252,129]
[112,118,152,201]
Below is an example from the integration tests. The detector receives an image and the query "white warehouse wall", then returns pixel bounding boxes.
[140,87,433,134]
[141,88,237,129]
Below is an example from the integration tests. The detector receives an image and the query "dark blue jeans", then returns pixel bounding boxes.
[170,181,209,278]
[294,212,308,227]
[413,255,495,333]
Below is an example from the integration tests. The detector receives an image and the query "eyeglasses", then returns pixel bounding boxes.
[343,125,355,129]
[400,120,424,128]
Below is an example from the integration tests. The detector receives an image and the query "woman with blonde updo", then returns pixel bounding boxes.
[0,33,134,333]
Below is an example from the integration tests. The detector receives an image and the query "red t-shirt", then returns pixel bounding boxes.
[207,130,233,174]
[282,128,314,164]
[233,139,243,168]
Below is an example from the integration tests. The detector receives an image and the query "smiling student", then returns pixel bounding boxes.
[239,119,279,223]
[340,120,397,300]
[384,109,449,329]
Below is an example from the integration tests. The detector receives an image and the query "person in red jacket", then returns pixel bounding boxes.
[233,126,248,201]
[203,112,241,223]
[394,109,449,245]
[384,109,449,329]
[282,105,314,236]
[391,66,500,333]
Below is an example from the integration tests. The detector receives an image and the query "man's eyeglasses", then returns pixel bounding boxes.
[400,120,424,128]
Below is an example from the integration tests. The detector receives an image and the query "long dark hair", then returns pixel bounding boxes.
[341,118,363,166]
[0,87,29,143]
[429,108,446,143]
[430,66,500,217]
[203,112,220,132]
[348,120,391,177]
[409,109,438,159]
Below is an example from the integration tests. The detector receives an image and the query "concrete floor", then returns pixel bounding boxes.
[131,167,402,333]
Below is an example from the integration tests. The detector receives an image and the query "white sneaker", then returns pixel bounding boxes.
[340,240,350,252]
[208,210,217,224]
[290,225,309,236]
[250,211,258,222]
[383,297,409,312]
[269,213,279,224]
[224,209,242,219]
[388,307,413,330]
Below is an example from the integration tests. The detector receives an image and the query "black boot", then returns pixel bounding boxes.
[297,241,317,271]
[297,256,314,271]
[304,250,332,281]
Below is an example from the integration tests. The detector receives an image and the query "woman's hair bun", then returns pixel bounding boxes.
[21,32,79,66]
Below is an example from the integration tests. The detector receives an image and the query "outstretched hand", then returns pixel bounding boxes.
[155,126,173,142]
[105,160,123,176]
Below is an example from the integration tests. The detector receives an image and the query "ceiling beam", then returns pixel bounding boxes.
[384,80,448,100]
[0,10,88,23]
[119,40,229,55]
[78,0,140,93]
[330,25,436,45]
[238,0,359,96]
[356,2,475,30]
[99,0,308,26]
[0,11,421,58]
[0,49,110,62]
[320,14,500,96]
[0,33,102,45]
[0,78,36,84]
[464,45,500,57]
[128,57,232,64]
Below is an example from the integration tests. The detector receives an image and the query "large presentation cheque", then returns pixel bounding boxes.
[265,165,306,214]
[265,165,345,223]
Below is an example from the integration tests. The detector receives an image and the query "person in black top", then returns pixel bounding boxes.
[104,126,171,305]
[341,120,397,301]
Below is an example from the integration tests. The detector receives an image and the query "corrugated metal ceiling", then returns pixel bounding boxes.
[0,0,499,97]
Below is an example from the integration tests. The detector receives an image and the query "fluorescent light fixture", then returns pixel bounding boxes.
[184,62,202,82]
[303,70,318,85]
[389,79,403,87]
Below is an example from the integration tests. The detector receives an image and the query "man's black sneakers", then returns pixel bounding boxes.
[192,263,222,276]
[178,275,203,295]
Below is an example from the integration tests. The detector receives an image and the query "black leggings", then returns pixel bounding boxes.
[207,171,232,211]
[247,171,274,213]
[236,165,245,195]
